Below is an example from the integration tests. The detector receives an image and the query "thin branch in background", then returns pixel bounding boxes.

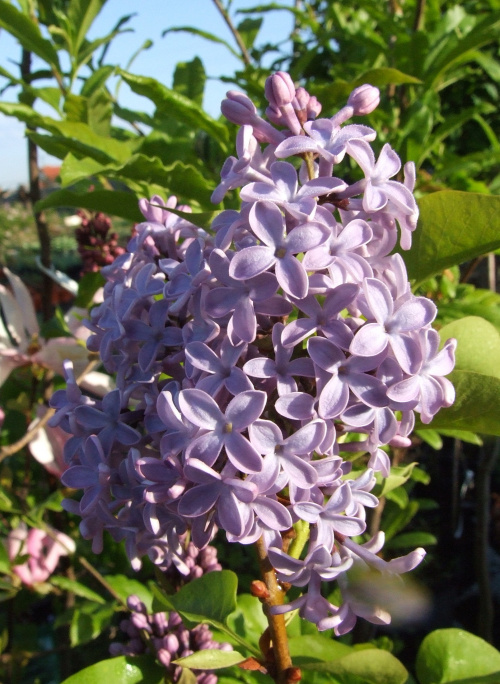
[413,0,426,32]
[212,0,252,66]
[20,48,54,323]
[475,439,500,643]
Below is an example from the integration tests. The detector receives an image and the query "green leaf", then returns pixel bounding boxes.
[415,429,443,450]
[174,649,246,670]
[50,576,106,604]
[374,463,418,497]
[0,541,10,575]
[288,635,352,664]
[226,594,268,647]
[64,93,89,123]
[118,70,229,149]
[104,574,153,612]
[35,189,143,222]
[405,192,500,284]
[0,0,61,70]
[433,429,483,445]
[418,370,500,436]
[173,57,206,107]
[153,570,237,627]
[301,648,408,684]
[67,0,108,57]
[69,603,115,646]
[437,287,500,336]
[439,317,500,380]
[236,18,263,50]
[60,655,164,684]
[385,532,437,549]
[80,65,115,97]
[416,628,500,683]
[60,154,106,186]
[354,67,422,86]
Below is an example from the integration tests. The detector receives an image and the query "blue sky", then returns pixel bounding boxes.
[0,0,293,189]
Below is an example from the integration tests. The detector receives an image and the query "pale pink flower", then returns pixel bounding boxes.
[7,523,75,586]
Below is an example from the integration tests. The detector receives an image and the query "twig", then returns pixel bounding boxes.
[212,0,252,66]
[78,555,127,607]
[254,536,293,684]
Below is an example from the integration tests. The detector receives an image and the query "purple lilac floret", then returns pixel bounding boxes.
[53,73,456,633]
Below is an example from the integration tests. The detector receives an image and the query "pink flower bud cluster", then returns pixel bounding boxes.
[54,73,456,633]
[7,522,75,586]
[74,210,126,275]
[110,596,232,680]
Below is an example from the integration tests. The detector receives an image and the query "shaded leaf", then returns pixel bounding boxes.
[50,576,106,604]
[104,574,153,612]
[35,189,143,222]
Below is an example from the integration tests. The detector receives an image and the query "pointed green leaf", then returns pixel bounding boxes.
[174,649,246,670]
[353,67,422,86]
[104,574,153,612]
[236,18,263,50]
[66,0,108,56]
[35,189,142,222]
[0,0,61,70]
[173,57,206,106]
[404,192,500,284]
[416,628,500,683]
[153,570,237,626]
[80,65,115,97]
[49,577,106,604]
[60,655,164,684]
[118,70,229,148]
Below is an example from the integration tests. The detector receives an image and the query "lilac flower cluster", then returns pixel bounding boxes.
[110,595,232,681]
[54,72,456,632]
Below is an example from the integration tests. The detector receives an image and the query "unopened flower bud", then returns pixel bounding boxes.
[221,91,257,125]
[131,612,152,633]
[127,594,147,613]
[157,648,172,668]
[265,71,296,108]
[347,84,380,115]
[163,633,180,653]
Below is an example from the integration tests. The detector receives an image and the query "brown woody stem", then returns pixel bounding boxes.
[255,536,292,684]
